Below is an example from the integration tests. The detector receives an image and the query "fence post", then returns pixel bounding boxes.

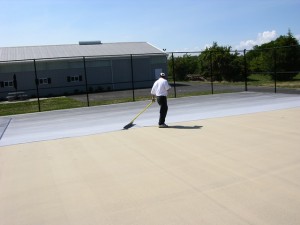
[33,59,41,112]
[273,48,277,93]
[243,49,248,91]
[171,52,177,98]
[130,54,135,101]
[83,57,90,106]
[210,51,214,94]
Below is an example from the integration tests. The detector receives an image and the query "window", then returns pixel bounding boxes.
[39,78,51,85]
[5,81,13,87]
[0,81,13,88]
[67,75,83,82]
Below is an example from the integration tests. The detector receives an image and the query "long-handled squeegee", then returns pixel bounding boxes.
[123,101,153,129]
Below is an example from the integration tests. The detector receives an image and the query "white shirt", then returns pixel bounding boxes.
[151,77,171,96]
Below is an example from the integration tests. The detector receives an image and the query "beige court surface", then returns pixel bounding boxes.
[1,107,300,225]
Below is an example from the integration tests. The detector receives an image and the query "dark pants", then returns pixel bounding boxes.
[157,96,168,125]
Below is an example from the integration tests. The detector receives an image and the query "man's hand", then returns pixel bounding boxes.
[151,96,156,102]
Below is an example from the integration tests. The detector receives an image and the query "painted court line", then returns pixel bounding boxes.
[0,118,11,141]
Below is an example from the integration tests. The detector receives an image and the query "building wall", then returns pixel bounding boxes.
[0,55,167,100]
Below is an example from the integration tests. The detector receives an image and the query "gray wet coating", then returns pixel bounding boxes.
[1,92,300,146]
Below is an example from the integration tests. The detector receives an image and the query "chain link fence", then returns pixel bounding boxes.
[1,45,299,115]
[168,45,300,98]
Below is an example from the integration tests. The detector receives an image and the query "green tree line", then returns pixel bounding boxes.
[168,30,300,81]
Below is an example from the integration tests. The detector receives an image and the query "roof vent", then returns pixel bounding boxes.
[79,41,102,45]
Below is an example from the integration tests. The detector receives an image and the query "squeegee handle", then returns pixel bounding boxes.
[130,101,153,123]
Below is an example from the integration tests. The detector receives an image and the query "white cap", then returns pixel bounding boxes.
[160,73,165,77]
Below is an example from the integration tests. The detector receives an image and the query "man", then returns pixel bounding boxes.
[151,72,171,128]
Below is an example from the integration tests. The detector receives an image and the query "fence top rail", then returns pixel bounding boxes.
[1,45,299,63]
[168,44,300,55]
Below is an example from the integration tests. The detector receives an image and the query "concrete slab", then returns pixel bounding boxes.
[0,107,299,225]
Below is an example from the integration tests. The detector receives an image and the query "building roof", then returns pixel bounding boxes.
[0,42,166,62]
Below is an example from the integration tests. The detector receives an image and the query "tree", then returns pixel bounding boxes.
[198,42,243,81]
[246,30,300,80]
[273,30,300,80]
[168,54,199,80]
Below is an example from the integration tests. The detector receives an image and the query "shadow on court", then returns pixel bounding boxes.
[168,125,203,129]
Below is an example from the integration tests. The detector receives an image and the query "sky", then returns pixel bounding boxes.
[0,0,299,52]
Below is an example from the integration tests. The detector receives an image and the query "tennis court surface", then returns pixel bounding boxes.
[1,92,300,225]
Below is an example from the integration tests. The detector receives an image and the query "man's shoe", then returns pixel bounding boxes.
[159,124,169,128]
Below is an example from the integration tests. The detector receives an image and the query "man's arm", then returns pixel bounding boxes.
[151,81,157,102]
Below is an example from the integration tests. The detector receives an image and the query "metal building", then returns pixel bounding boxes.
[0,41,167,100]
